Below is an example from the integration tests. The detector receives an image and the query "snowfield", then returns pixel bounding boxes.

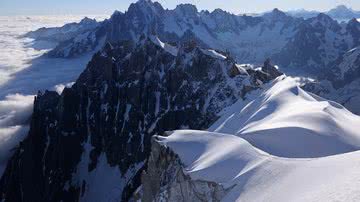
[156,76,360,201]
[157,130,360,202]
[210,76,360,158]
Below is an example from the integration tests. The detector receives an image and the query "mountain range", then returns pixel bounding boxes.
[287,5,360,21]
[28,1,360,75]
[0,33,282,201]
[1,1,360,202]
[26,0,360,115]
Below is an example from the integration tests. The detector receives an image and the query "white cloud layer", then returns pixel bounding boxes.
[0,16,104,176]
[0,94,34,127]
[54,82,76,95]
[0,94,34,175]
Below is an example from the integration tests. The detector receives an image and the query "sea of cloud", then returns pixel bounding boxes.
[0,15,107,176]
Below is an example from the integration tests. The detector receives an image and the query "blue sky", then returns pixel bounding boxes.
[1,0,360,15]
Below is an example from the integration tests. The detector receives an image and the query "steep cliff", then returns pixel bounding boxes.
[0,36,279,201]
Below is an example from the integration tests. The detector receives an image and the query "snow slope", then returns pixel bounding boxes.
[210,76,360,158]
[156,130,360,202]
[155,76,360,201]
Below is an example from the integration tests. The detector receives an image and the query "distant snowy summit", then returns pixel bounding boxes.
[25,17,99,43]
[19,0,360,122]
[24,1,360,78]
[327,5,360,21]
[287,5,360,21]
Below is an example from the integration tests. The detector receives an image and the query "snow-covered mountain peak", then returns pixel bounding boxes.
[310,13,338,27]
[336,5,352,10]
[211,8,230,16]
[328,5,357,17]
[132,0,158,8]
[287,4,360,22]
[127,0,164,18]
[32,1,360,75]
[79,17,97,25]
[174,4,198,17]
[270,8,287,17]
[263,8,291,22]
[210,76,360,158]
[142,76,360,201]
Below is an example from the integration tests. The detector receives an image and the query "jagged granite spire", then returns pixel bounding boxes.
[0,36,279,202]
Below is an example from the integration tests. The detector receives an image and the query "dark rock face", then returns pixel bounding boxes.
[302,46,360,115]
[262,58,284,79]
[140,135,226,202]
[319,46,360,88]
[272,13,360,74]
[48,1,169,58]
[0,37,275,202]
[0,90,84,201]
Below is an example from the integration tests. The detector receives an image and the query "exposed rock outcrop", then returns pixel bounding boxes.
[0,36,278,201]
[140,135,226,202]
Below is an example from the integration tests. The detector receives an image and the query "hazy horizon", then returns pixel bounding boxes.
[1,0,360,16]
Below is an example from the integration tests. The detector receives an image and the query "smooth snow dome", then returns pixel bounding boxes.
[157,130,360,202]
[0,15,106,177]
[210,76,360,158]
[155,130,267,184]
[156,76,360,201]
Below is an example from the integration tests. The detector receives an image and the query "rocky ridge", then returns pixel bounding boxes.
[0,35,281,202]
[28,1,360,75]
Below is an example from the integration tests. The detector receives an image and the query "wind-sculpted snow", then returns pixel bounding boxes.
[155,129,360,202]
[144,76,360,201]
[210,76,360,158]
[152,78,360,200]
[155,130,267,185]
